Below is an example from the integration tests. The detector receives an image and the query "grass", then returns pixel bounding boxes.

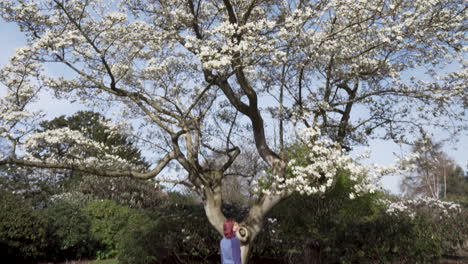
[88,259,119,264]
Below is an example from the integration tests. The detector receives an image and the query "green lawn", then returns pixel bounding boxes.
[88,259,119,264]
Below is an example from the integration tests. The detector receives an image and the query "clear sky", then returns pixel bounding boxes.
[1,21,467,194]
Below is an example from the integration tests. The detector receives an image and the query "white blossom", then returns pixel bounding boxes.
[385,197,461,219]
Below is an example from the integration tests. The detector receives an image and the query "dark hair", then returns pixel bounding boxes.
[223,219,235,238]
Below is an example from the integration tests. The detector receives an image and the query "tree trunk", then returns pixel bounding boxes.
[236,224,257,264]
[203,192,225,234]
[239,194,284,263]
[202,171,226,235]
[241,243,251,264]
[202,170,285,264]
[444,166,447,199]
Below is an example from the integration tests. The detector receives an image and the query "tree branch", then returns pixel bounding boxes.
[222,146,240,172]
[0,151,176,180]
[222,0,238,24]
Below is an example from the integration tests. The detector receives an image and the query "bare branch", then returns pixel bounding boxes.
[222,146,240,172]
[0,151,176,180]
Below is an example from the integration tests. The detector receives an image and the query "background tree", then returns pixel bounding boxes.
[445,165,468,204]
[222,145,267,205]
[35,111,148,167]
[0,1,466,262]
[466,163,468,179]
[400,133,466,200]
[0,165,58,208]
[33,111,164,208]
[400,134,453,199]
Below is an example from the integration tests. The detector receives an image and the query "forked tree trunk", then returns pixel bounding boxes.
[202,170,284,264]
[203,186,257,263]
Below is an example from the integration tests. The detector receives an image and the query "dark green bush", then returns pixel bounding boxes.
[437,210,468,255]
[257,198,444,264]
[164,191,199,206]
[117,174,454,264]
[326,213,441,264]
[118,203,227,264]
[252,169,459,264]
[0,191,48,263]
[40,200,97,261]
[117,211,158,264]
[252,170,380,259]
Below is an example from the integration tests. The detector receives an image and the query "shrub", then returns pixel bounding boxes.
[252,170,459,263]
[0,191,48,263]
[117,211,157,264]
[82,199,137,259]
[326,213,441,263]
[40,200,97,261]
[385,197,468,258]
[438,210,468,255]
[78,176,165,209]
[253,170,382,260]
[165,191,199,206]
[256,198,445,263]
[118,203,227,264]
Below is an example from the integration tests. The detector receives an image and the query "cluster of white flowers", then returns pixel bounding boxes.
[286,127,346,195]
[267,217,277,224]
[385,197,462,219]
[23,127,138,170]
[0,45,44,146]
[253,126,414,197]
[50,191,92,205]
[24,127,103,150]
[99,119,132,137]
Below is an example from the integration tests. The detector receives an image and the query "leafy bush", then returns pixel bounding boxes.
[82,199,137,259]
[252,170,464,264]
[118,202,227,264]
[252,170,381,259]
[258,200,444,263]
[41,200,97,261]
[385,197,468,258]
[0,191,48,263]
[117,211,157,264]
[438,210,468,255]
[164,191,199,206]
[328,213,441,263]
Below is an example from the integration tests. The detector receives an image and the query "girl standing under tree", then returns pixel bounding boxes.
[220,219,242,264]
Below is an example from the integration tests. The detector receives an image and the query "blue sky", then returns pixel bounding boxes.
[1,21,467,194]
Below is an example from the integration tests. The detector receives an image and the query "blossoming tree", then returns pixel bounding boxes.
[0,0,466,262]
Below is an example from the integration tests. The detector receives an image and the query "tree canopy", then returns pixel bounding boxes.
[0,0,466,262]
